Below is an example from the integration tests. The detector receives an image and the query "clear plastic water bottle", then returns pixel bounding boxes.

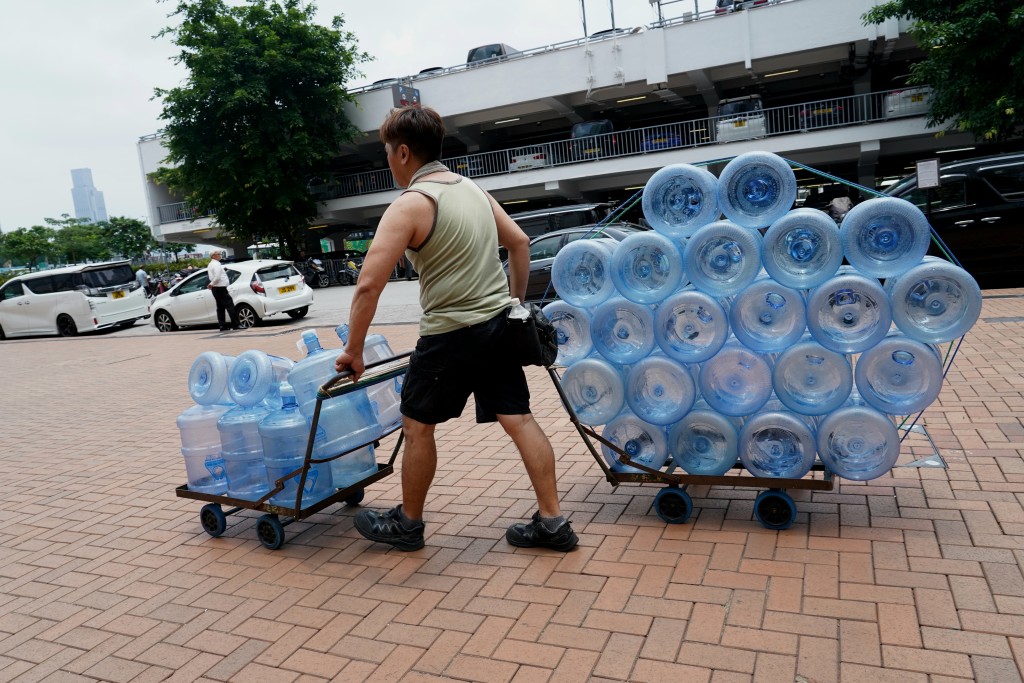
[560,356,625,426]
[336,323,350,344]
[729,277,807,353]
[855,333,943,415]
[551,237,616,308]
[363,334,403,433]
[228,349,295,408]
[840,196,931,278]
[188,352,236,406]
[258,383,333,507]
[762,208,843,290]
[177,404,232,494]
[716,151,798,229]
[625,355,696,426]
[667,402,741,476]
[772,334,852,416]
[601,410,670,474]
[884,256,983,343]
[610,231,685,305]
[217,404,271,500]
[654,289,729,364]
[697,339,773,417]
[817,395,900,481]
[806,268,892,354]
[641,163,720,238]
[739,402,817,479]
[542,301,593,366]
[590,296,656,365]
[684,221,763,297]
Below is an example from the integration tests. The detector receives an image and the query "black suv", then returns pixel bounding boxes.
[885,153,1024,288]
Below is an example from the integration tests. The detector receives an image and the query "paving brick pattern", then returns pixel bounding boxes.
[2,291,1023,682]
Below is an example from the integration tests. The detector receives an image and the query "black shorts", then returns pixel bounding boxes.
[400,309,530,425]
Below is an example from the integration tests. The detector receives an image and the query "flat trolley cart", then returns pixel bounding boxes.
[547,366,834,531]
[176,353,411,549]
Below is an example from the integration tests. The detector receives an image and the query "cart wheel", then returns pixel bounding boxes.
[199,504,227,537]
[257,514,286,550]
[754,489,797,531]
[654,486,693,524]
[344,489,365,506]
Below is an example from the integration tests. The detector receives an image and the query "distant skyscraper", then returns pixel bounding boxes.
[70,168,108,223]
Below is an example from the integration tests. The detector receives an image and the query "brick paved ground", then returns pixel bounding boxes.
[2,291,1023,682]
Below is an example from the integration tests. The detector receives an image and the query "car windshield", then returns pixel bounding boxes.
[258,264,299,281]
[468,45,503,62]
[719,99,761,116]
[81,264,135,288]
[572,121,612,137]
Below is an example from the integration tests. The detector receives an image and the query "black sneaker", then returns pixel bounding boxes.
[354,506,425,551]
[506,512,578,551]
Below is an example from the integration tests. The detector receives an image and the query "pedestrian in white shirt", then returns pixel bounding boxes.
[206,251,238,331]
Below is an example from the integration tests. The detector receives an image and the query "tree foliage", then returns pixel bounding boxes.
[154,0,370,255]
[0,226,57,270]
[864,1,1024,141]
[103,217,156,260]
[47,215,110,264]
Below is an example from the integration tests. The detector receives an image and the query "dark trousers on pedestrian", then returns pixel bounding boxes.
[211,286,238,330]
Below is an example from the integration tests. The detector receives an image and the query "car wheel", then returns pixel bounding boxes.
[236,304,259,328]
[317,273,330,288]
[57,314,78,337]
[286,307,308,319]
[154,310,178,332]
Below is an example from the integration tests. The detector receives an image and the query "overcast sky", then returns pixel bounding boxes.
[0,0,711,232]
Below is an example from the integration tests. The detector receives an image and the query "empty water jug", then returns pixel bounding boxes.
[610,231,685,305]
[601,410,670,474]
[729,277,807,353]
[258,383,333,507]
[229,349,295,408]
[840,196,931,278]
[188,352,236,406]
[684,221,763,297]
[717,152,798,229]
[542,301,593,366]
[654,289,729,364]
[551,237,616,308]
[817,397,900,481]
[739,403,817,479]
[772,335,852,416]
[177,404,232,494]
[590,296,656,365]
[855,333,943,415]
[625,355,696,426]
[884,256,982,343]
[363,334,403,433]
[560,357,625,426]
[698,340,774,417]
[668,403,741,476]
[806,268,892,354]
[641,163,720,238]
[218,404,271,500]
[762,208,843,290]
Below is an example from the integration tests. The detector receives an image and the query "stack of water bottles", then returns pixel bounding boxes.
[547,151,981,484]
[176,325,405,507]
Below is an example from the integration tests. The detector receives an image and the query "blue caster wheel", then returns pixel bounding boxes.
[256,514,285,550]
[754,489,797,530]
[345,489,365,506]
[654,486,693,524]
[199,504,227,538]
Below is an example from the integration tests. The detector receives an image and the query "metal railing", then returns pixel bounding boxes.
[156,202,216,224]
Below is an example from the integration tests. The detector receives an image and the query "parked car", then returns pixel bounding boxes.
[885,152,1024,288]
[466,43,517,66]
[715,0,773,14]
[716,95,767,142]
[642,125,684,151]
[509,202,616,239]
[508,145,551,172]
[884,86,931,119]
[502,223,648,302]
[570,119,617,160]
[798,101,846,130]
[150,259,313,332]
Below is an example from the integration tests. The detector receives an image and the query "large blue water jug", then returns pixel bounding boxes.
[884,256,982,344]
[560,357,625,426]
[363,334,403,433]
[729,277,807,353]
[716,152,798,229]
[590,296,656,365]
[258,383,333,507]
[601,410,670,473]
[654,289,729,364]
[817,396,900,481]
[772,334,852,416]
[177,404,232,494]
[698,340,773,417]
[667,402,741,476]
[840,196,931,278]
[188,352,236,406]
[641,163,720,238]
[542,301,593,366]
[855,333,943,415]
[738,403,817,479]
[683,221,763,297]
[551,237,616,308]
[761,208,843,290]
[217,404,271,500]
[229,349,295,408]
[625,355,696,426]
[806,268,892,354]
[610,231,685,304]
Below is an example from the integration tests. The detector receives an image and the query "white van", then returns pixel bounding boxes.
[716,95,768,142]
[0,260,150,338]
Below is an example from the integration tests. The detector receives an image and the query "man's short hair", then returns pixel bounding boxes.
[379,106,445,163]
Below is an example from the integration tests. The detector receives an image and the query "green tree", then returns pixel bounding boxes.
[103,217,156,260]
[154,0,370,257]
[47,215,110,265]
[154,241,193,262]
[864,1,1024,141]
[2,226,57,270]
